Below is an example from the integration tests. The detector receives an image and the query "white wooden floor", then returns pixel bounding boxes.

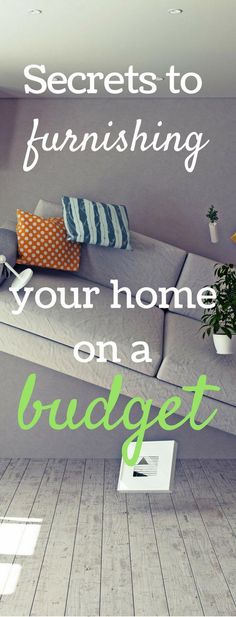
[0,459,235,617]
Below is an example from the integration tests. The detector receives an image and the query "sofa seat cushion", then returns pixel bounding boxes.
[158,313,236,407]
[1,322,236,437]
[0,270,164,377]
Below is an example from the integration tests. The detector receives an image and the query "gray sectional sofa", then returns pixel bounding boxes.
[0,201,235,458]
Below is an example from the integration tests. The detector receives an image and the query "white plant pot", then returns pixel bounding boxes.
[213,334,235,355]
[209,222,219,243]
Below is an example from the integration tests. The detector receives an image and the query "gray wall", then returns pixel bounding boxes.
[0,97,236,263]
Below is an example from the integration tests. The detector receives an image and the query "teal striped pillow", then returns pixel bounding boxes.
[62,197,131,250]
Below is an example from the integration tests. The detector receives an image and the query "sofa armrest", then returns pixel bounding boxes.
[0,222,17,286]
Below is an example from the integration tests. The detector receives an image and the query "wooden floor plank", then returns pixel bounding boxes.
[31,459,85,617]
[0,458,235,617]
[182,459,236,607]
[172,460,236,616]
[0,459,66,617]
[66,459,104,617]
[100,460,134,617]
[201,459,236,530]
[1,459,47,520]
[127,492,168,616]
[150,491,203,616]
[202,459,236,493]
[0,460,10,481]
[0,460,47,604]
[0,459,29,518]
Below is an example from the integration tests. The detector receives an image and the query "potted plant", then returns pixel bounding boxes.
[200,263,236,354]
[206,205,219,243]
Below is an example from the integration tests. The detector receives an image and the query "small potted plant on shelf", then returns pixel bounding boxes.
[206,205,219,243]
[200,263,236,354]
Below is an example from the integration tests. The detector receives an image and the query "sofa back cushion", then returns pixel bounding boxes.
[77,231,186,304]
[34,199,187,304]
[169,252,220,321]
[35,199,62,218]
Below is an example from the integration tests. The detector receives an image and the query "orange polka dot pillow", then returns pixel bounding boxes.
[16,209,81,271]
